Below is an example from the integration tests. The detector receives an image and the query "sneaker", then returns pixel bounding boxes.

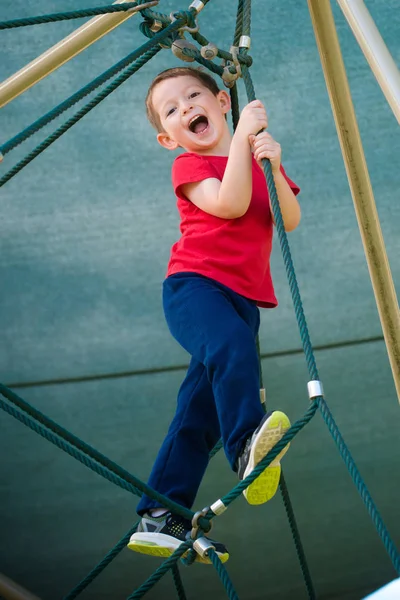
[127,511,229,564]
[237,410,291,505]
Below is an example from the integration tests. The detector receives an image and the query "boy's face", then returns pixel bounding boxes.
[151,75,231,154]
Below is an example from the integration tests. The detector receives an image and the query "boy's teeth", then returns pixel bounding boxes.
[189,115,208,133]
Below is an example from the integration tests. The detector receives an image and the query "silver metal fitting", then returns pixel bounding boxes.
[191,507,212,540]
[200,43,218,60]
[210,499,227,516]
[239,35,251,49]
[222,65,239,88]
[150,19,163,32]
[259,388,266,404]
[193,536,215,559]
[307,380,324,399]
[189,0,205,13]
[171,39,196,62]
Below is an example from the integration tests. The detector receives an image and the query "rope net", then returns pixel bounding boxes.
[0,2,399,599]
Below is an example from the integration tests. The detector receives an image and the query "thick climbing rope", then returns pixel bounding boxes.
[1,2,399,599]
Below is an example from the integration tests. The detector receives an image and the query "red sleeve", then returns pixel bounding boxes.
[172,153,220,200]
[280,164,300,196]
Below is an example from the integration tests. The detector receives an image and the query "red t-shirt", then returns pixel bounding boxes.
[167,152,300,308]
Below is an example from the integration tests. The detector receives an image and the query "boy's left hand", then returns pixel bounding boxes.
[250,131,281,173]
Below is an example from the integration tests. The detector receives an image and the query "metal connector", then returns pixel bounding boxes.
[239,35,251,49]
[189,0,205,13]
[307,380,324,399]
[193,536,215,559]
[210,499,227,516]
[150,19,163,32]
[171,39,196,62]
[191,507,211,539]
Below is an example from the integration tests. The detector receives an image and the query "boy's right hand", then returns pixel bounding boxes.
[235,100,268,142]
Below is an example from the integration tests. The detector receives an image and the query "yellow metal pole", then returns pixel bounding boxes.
[307,0,400,403]
[0,0,157,109]
[337,0,400,125]
[0,573,41,600]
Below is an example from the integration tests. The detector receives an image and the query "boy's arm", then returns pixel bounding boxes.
[182,100,266,220]
[269,169,301,232]
[252,131,301,232]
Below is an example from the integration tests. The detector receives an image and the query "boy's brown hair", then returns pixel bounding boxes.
[146,67,221,132]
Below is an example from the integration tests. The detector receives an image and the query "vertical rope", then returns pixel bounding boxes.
[229,84,240,131]
[171,565,187,600]
[240,61,400,577]
[208,550,240,600]
[279,474,316,599]
[63,523,139,600]
[127,542,192,599]
[233,0,244,46]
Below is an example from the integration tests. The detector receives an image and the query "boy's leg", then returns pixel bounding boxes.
[136,356,220,515]
[132,356,228,564]
[163,273,266,467]
[163,273,290,503]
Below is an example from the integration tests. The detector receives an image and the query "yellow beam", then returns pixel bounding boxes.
[0,573,41,600]
[337,0,400,125]
[307,0,400,403]
[0,0,157,109]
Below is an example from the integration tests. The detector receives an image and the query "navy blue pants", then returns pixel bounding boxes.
[136,273,265,515]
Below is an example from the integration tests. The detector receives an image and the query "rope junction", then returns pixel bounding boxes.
[1,1,399,598]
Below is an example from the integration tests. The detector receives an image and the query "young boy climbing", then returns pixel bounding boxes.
[128,67,301,563]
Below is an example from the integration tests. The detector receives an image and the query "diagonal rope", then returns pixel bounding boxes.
[240,60,400,576]
[126,541,192,599]
[0,19,186,188]
[0,385,199,523]
[1,37,171,157]
[0,3,164,30]
[63,523,140,600]
[279,473,316,599]
[208,550,239,600]
[171,565,187,600]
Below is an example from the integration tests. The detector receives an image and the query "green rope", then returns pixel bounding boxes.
[233,0,244,47]
[279,474,316,600]
[0,3,167,30]
[63,523,139,600]
[240,62,400,577]
[1,37,173,157]
[127,541,193,599]
[0,385,203,526]
[171,565,187,600]
[0,24,180,188]
[229,84,240,132]
[208,550,239,600]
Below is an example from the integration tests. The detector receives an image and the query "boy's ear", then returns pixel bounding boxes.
[217,90,231,115]
[157,132,179,151]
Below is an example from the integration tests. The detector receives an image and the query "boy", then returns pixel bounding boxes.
[128,67,301,563]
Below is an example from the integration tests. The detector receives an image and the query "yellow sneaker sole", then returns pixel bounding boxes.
[127,538,229,565]
[243,411,291,505]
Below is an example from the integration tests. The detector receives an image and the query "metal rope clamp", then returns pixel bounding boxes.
[221,46,241,88]
[191,507,212,540]
[200,42,218,60]
[193,536,216,560]
[171,38,197,62]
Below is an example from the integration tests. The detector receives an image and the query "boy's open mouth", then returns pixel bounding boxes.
[188,115,209,134]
